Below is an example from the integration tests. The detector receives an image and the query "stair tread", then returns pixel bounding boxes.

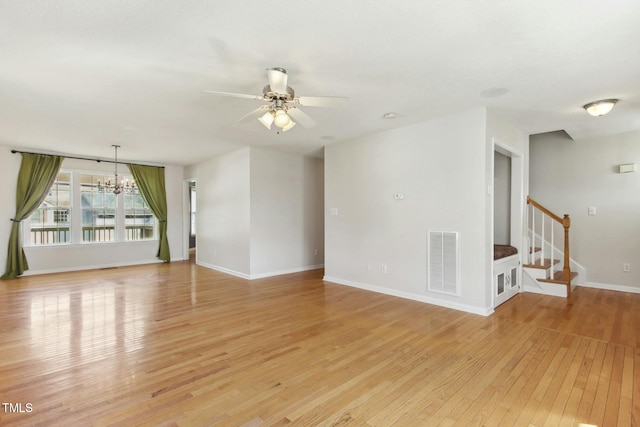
[523,258,561,269]
[538,271,578,284]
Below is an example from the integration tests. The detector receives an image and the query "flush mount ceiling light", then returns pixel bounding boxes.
[583,99,618,116]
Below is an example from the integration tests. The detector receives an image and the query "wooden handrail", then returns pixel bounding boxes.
[527,195,572,301]
[526,196,564,224]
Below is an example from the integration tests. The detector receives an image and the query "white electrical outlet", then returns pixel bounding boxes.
[623,263,631,272]
[365,263,371,271]
[381,264,388,273]
[393,193,405,200]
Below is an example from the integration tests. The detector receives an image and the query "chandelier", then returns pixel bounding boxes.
[97,145,137,194]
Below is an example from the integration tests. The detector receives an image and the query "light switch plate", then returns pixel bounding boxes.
[619,163,636,173]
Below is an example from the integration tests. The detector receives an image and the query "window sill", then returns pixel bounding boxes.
[24,240,158,249]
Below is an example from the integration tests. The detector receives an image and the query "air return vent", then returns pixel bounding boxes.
[428,231,460,295]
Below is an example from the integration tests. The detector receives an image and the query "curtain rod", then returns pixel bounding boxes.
[10,149,165,169]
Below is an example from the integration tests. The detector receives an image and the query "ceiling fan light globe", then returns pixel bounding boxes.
[282,120,296,132]
[274,109,291,128]
[258,111,274,129]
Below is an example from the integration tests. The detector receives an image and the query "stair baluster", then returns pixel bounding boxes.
[540,210,545,266]
[530,203,535,264]
[550,220,554,277]
[526,196,574,301]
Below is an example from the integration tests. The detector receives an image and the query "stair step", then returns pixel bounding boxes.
[529,247,541,254]
[523,259,561,269]
[537,270,578,284]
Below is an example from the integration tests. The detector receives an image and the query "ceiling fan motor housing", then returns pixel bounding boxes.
[263,85,295,101]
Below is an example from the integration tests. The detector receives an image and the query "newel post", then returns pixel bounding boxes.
[562,214,571,300]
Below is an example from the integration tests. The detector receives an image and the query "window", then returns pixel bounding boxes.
[26,169,157,246]
[123,192,155,241]
[190,185,196,236]
[80,174,117,242]
[29,171,71,245]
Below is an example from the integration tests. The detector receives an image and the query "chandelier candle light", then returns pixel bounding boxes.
[97,145,136,194]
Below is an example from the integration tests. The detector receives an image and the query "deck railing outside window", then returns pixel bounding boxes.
[30,225,154,245]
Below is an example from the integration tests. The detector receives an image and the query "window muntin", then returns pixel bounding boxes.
[80,173,157,242]
[29,171,72,245]
[123,192,155,241]
[190,185,196,236]
[80,174,117,242]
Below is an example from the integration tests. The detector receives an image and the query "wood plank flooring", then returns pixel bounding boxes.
[0,260,638,426]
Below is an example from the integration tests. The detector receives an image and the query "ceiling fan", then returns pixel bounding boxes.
[204,67,349,132]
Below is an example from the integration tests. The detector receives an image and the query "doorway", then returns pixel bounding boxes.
[184,179,196,263]
[492,140,524,307]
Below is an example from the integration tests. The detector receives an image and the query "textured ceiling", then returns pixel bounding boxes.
[1,1,639,166]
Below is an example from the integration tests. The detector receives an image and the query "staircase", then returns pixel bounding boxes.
[523,196,579,301]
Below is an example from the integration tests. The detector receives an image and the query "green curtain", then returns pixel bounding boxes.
[128,164,170,262]
[2,153,64,280]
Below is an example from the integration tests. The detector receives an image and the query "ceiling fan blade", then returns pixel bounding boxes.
[267,68,288,94]
[238,105,271,123]
[287,107,316,128]
[204,90,263,101]
[296,96,349,108]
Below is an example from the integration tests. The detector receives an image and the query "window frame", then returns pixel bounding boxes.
[121,188,157,242]
[80,173,119,243]
[189,185,196,237]
[23,168,159,247]
[23,170,73,246]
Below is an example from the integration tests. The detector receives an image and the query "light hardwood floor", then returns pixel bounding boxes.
[0,260,638,426]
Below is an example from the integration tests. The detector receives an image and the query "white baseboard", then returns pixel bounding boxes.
[21,259,165,276]
[197,262,251,279]
[249,264,324,280]
[579,282,640,294]
[323,276,493,316]
[197,261,324,281]
[523,284,566,297]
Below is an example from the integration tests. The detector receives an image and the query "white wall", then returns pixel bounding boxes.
[250,148,324,277]
[494,151,511,245]
[164,163,186,261]
[324,108,491,314]
[187,147,251,276]
[0,146,185,277]
[530,130,640,291]
[185,147,324,279]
